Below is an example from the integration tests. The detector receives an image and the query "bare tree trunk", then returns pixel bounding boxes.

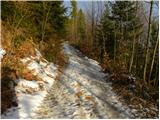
[149,33,159,81]
[72,18,74,43]
[129,2,138,73]
[100,30,105,63]
[135,36,140,75]
[91,1,95,49]
[114,22,116,63]
[143,0,153,84]
[154,59,159,88]
[41,2,45,42]
[129,31,136,73]
[85,21,89,46]
[103,31,106,55]
[73,11,77,45]
[42,3,51,42]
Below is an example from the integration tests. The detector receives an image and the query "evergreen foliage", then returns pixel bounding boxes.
[67,1,158,98]
[77,9,86,45]
[1,1,68,62]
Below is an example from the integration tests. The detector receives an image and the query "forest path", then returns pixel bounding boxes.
[32,43,134,119]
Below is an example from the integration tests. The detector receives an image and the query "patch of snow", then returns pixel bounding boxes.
[44,64,57,77]
[35,48,42,59]
[27,61,41,71]
[39,61,48,67]
[0,48,6,59]
[2,48,58,119]
[21,57,31,64]
[17,92,47,118]
[1,92,47,119]
[16,79,39,89]
[30,49,42,60]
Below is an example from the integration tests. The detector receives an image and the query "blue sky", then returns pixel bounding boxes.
[64,1,159,18]
[64,1,88,10]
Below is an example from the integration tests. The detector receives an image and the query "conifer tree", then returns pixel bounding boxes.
[77,9,86,45]
[96,2,114,63]
[50,2,67,36]
[110,1,143,72]
[71,1,78,44]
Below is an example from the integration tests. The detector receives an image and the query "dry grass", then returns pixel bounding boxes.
[1,21,69,114]
[1,23,37,113]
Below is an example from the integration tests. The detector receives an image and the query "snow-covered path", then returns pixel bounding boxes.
[33,43,134,119]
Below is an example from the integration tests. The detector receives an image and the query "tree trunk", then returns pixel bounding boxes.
[154,59,159,88]
[102,31,106,55]
[135,36,140,75]
[143,0,153,84]
[100,30,105,63]
[91,1,95,49]
[42,3,51,42]
[74,15,77,45]
[129,30,136,73]
[114,22,116,63]
[129,1,139,73]
[149,33,159,81]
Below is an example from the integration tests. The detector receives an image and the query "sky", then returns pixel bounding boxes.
[64,1,89,10]
[63,1,159,18]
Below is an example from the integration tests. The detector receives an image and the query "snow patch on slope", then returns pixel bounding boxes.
[16,79,39,89]
[0,48,6,59]
[1,48,58,119]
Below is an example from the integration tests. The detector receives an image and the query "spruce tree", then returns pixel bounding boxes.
[110,1,143,72]
[71,1,78,44]
[77,9,86,45]
[96,2,114,63]
[49,1,67,36]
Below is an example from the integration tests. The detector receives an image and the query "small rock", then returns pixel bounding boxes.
[143,108,149,112]
[132,109,137,113]
[150,107,158,112]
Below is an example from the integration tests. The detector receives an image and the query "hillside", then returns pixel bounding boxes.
[1,1,159,119]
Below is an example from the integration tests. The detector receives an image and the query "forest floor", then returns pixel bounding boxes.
[1,43,158,119]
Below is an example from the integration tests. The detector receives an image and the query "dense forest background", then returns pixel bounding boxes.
[1,1,159,116]
[66,1,159,100]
